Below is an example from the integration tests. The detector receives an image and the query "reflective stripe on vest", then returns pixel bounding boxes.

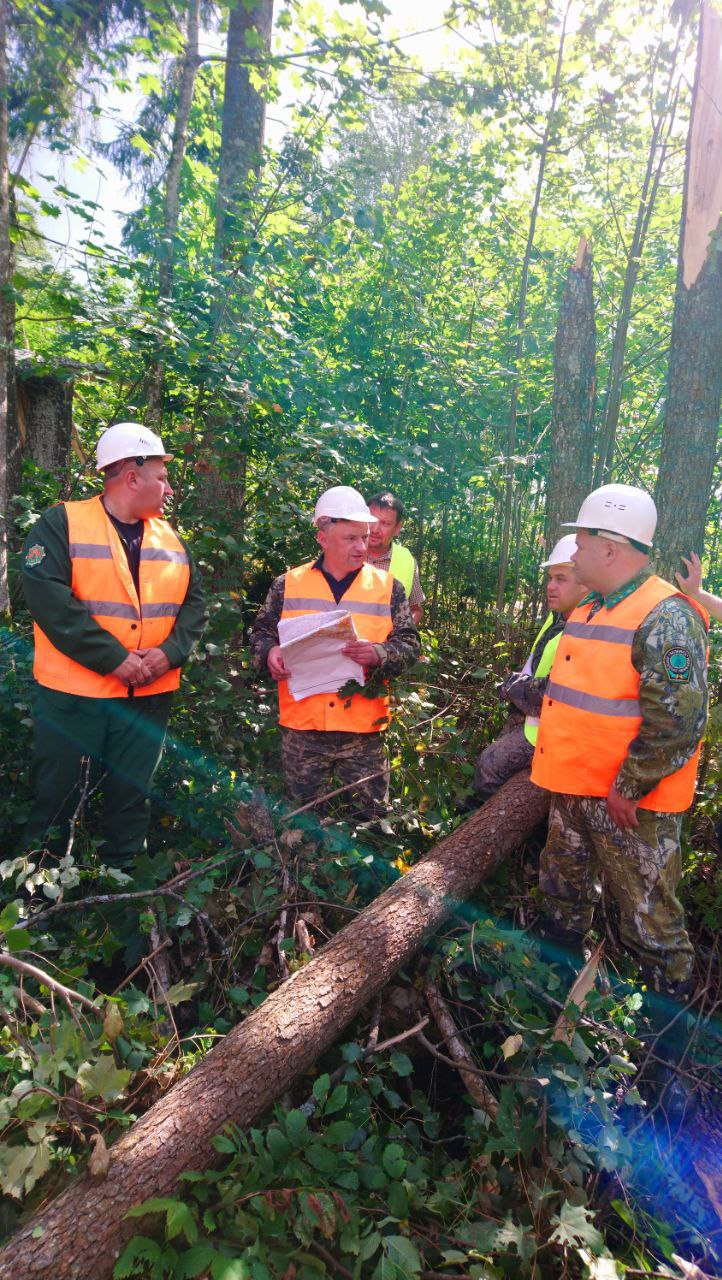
[530,576,709,812]
[278,561,394,733]
[33,495,190,699]
[524,613,562,746]
[283,596,391,617]
[388,542,415,599]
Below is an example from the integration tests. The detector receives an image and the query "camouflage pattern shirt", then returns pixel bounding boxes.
[583,569,708,802]
[249,567,420,680]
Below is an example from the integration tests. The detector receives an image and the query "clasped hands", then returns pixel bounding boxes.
[111,647,171,688]
[266,640,381,681]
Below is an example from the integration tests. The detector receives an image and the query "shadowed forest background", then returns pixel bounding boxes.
[1,0,722,1276]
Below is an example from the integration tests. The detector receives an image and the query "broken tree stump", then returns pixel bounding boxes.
[0,772,549,1280]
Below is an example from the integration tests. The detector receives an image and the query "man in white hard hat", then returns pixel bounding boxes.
[366,492,425,626]
[531,484,708,996]
[466,535,587,806]
[21,422,205,867]
[250,485,420,819]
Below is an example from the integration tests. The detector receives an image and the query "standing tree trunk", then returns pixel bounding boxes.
[0,773,550,1280]
[0,0,10,614]
[545,238,596,547]
[495,0,572,618]
[198,0,274,583]
[16,373,73,479]
[146,0,201,425]
[213,0,274,265]
[594,26,684,482]
[654,2,722,579]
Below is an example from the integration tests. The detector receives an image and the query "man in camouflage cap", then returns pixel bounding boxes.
[531,484,708,996]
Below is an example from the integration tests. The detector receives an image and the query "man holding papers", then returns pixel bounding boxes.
[250,486,420,819]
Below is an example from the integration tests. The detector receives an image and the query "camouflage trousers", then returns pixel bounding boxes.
[474,722,534,800]
[280,728,390,821]
[539,794,694,989]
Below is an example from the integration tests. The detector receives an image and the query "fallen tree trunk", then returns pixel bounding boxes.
[0,773,549,1280]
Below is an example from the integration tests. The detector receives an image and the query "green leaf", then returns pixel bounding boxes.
[312,1073,330,1102]
[305,1141,338,1174]
[390,1052,413,1077]
[5,927,31,952]
[381,1142,406,1178]
[358,1230,382,1261]
[383,1234,422,1276]
[164,980,203,1006]
[166,1199,198,1243]
[550,1201,604,1254]
[284,1109,309,1148]
[77,1056,131,1102]
[325,1084,348,1113]
[324,1120,355,1144]
[0,901,20,932]
[130,133,153,156]
[0,1139,50,1198]
[387,1182,409,1219]
[211,1260,250,1280]
[266,1127,292,1161]
[176,1243,217,1278]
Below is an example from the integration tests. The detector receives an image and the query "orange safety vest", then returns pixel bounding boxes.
[531,575,709,812]
[33,495,190,699]
[278,561,394,733]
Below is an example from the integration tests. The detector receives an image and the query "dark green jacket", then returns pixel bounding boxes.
[21,504,206,678]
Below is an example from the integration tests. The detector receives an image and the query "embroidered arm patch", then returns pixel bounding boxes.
[663,646,691,682]
[24,543,46,567]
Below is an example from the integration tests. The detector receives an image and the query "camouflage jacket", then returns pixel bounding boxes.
[249,570,420,681]
[583,572,709,802]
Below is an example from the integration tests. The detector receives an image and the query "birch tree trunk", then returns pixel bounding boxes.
[0,773,549,1280]
[545,238,596,546]
[654,2,722,579]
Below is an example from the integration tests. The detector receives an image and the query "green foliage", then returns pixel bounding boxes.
[3,1,721,1276]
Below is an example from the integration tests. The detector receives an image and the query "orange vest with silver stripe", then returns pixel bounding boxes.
[531,575,709,813]
[33,495,190,698]
[278,561,394,733]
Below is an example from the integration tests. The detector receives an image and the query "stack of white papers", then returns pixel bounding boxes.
[278,609,365,701]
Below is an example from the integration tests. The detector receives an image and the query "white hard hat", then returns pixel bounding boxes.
[96,422,172,472]
[313,486,378,525]
[542,534,578,568]
[562,483,656,549]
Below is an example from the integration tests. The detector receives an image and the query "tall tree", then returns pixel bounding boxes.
[594,22,684,481]
[0,0,10,614]
[655,1,722,577]
[213,0,274,264]
[146,0,201,424]
[545,238,596,546]
[495,0,572,617]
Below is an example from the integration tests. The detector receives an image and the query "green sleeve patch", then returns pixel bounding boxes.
[24,544,46,568]
[663,647,691,682]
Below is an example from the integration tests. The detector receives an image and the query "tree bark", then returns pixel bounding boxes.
[654,2,722,580]
[495,0,571,619]
[16,374,73,479]
[146,0,201,425]
[213,0,274,265]
[594,28,683,482]
[0,0,9,614]
[545,238,596,547]
[0,772,550,1280]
